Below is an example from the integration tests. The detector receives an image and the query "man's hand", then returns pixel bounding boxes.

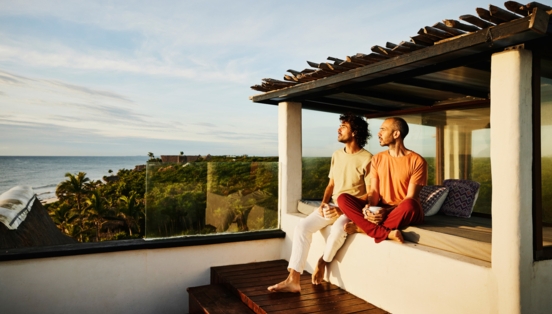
[363,207,388,225]
[318,203,341,219]
[317,203,329,216]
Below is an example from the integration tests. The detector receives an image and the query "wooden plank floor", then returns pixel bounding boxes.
[210,260,389,314]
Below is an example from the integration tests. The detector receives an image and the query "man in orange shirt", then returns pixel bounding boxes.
[338,117,426,243]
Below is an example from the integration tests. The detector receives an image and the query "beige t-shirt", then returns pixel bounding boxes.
[328,148,372,205]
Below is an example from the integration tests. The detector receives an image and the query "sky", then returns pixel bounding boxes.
[0,0,489,157]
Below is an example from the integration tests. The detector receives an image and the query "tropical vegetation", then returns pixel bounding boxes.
[47,168,146,242]
[45,153,506,243]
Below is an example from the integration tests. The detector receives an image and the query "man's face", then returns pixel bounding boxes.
[378,119,397,147]
[337,121,354,144]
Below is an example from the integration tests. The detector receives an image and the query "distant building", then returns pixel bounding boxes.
[160,155,209,163]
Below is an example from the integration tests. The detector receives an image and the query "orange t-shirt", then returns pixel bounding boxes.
[370,150,427,205]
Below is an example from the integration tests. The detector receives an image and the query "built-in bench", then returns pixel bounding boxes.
[298,200,490,262]
[298,200,552,263]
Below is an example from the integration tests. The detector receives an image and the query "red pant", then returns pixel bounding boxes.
[337,194,424,243]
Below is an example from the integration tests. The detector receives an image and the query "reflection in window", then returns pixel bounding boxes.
[145,161,279,239]
[541,73,552,248]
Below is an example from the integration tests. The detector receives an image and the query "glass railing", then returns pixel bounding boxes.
[302,157,331,200]
[145,161,279,239]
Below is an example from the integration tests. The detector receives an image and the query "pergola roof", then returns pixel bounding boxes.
[250,2,552,117]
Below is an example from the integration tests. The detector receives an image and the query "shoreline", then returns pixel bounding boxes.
[40,197,59,205]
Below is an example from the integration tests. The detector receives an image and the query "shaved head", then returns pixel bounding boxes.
[386,117,409,140]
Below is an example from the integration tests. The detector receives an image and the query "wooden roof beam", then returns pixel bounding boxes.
[395,77,489,99]
[327,56,344,63]
[459,14,495,29]
[398,41,427,51]
[337,61,365,69]
[527,2,552,12]
[344,89,436,106]
[432,22,467,36]
[251,10,549,103]
[489,4,522,22]
[410,34,436,45]
[305,97,399,112]
[476,7,506,25]
[443,19,481,32]
[423,26,455,39]
[371,45,404,57]
[346,55,375,65]
[505,1,529,16]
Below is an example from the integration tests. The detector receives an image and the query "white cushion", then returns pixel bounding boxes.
[0,186,36,230]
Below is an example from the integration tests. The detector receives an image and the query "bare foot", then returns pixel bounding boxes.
[344,222,364,235]
[312,257,326,285]
[267,271,301,293]
[387,230,404,243]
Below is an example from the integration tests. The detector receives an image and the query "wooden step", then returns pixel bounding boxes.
[187,284,255,314]
[209,260,389,314]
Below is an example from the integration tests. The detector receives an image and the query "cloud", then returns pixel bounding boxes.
[191,122,217,128]
[47,80,132,102]
[0,73,22,85]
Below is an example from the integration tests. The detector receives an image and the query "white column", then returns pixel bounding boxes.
[278,102,302,220]
[490,49,533,314]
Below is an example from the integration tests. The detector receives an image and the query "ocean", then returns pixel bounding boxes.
[0,156,148,200]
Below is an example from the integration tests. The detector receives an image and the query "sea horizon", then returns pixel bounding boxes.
[0,156,149,199]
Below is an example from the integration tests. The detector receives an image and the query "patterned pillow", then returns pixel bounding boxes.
[419,185,449,216]
[440,179,480,218]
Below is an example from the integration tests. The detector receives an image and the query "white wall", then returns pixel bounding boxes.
[288,218,495,314]
[0,238,283,314]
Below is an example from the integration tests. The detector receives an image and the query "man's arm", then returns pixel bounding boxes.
[321,178,334,204]
[368,177,379,206]
[364,177,386,224]
[404,182,423,200]
[317,179,337,217]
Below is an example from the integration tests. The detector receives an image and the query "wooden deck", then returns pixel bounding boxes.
[188,260,389,314]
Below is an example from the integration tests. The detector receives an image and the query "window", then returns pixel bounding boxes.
[367,107,491,214]
[145,160,279,238]
[539,55,552,253]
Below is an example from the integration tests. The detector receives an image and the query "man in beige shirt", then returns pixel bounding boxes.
[268,113,372,293]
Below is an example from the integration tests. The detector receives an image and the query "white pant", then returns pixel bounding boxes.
[288,211,350,274]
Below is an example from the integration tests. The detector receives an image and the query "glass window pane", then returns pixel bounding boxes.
[145,161,278,238]
[541,65,552,248]
[367,107,491,214]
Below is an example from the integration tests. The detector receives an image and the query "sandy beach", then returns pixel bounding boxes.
[40,197,59,205]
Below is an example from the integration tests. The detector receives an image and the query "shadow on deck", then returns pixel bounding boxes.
[188,260,389,314]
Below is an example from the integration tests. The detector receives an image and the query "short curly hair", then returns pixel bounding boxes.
[339,113,370,148]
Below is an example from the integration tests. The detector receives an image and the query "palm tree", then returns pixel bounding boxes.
[85,189,107,241]
[118,192,143,236]
[49,202,74,234]
[56,172,91,212]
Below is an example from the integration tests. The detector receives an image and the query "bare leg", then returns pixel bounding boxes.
[312,257,327,285]
[344,221,365,235]
[267,269,301,293]
[387,229,404,243]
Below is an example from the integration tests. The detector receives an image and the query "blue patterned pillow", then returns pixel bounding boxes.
[440,179,480,218]
[420,185,449,216]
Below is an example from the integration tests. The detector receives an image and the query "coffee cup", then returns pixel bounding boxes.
[369,206,382,214]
